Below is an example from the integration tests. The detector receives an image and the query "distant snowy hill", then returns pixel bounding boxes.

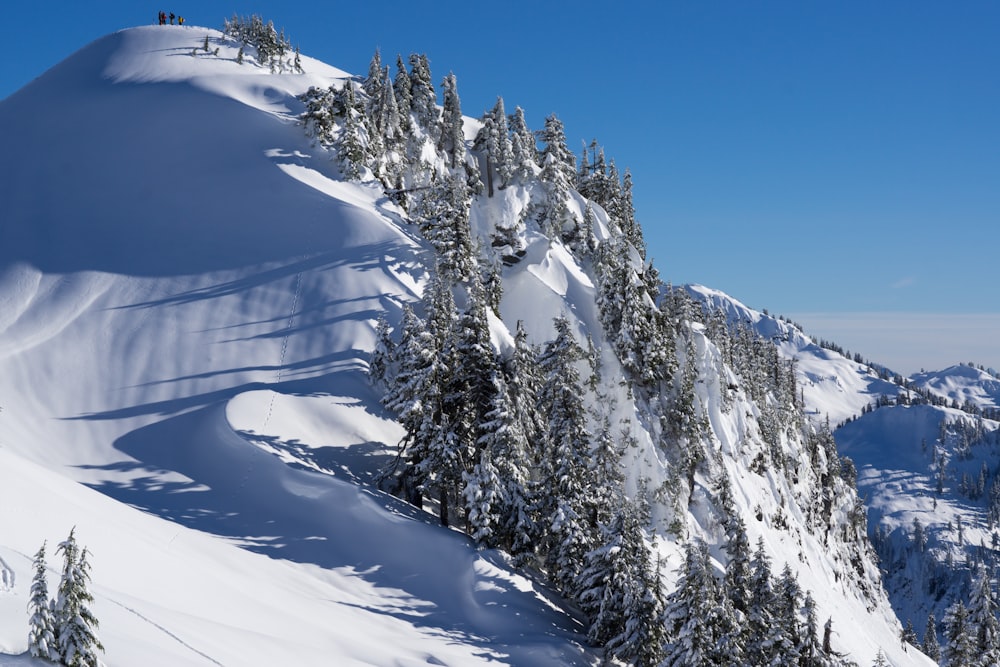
[0,22,950,666]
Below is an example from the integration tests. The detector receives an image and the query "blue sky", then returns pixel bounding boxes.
[3,1,998,374]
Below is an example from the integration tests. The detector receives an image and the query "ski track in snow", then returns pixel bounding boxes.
[263,266,304,432]
[107,597,223,666]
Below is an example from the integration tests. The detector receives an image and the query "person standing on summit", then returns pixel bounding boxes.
[158,11,166,25]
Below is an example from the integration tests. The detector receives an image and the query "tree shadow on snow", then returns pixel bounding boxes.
[81,403,590,663]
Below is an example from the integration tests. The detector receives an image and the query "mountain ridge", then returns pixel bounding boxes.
[0,22,962,665]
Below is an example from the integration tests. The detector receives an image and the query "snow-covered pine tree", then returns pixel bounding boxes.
[438,73,465,169]
[943,599,975,667]
[662,539,724,667]
[446,279,501,526]
[923,613,941,663]
[54,529,103,667]
[405,273,460,525]
[299,85,337,144]
[536,316,596,595]
[379,69,402,146]
[408,53,438,137]
[463,437,503,546]
[368,313,394,391]
[416,174,476,284]
[474,97,515,196]
[537,114,577,240]
[578,500,665,667]
[471,371,534,555]
[392,54,412,130]
[508,105,536,179]
[333,83,369,181]
[27,541,59,662]
[800,592,828,667]
[745,537,780,666]
[380,305,439,506]
[722,514,753,620]
[968,564,1000,667]
[775,562,804,663]
[576,139,603,203]
[488,97,514,187]
[363,48,383,103]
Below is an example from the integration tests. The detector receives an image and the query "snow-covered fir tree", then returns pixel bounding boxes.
[27,541,59,662]
[438,73,465,169]
[943,599,974,667]
[54,529,103,667]
[537,114,577,241]
[508,105,537,178]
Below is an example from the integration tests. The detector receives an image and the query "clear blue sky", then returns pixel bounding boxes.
[3,1,998,374]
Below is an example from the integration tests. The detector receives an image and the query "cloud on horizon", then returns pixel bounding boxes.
[787,312,1000,376]
[890,276,916,289]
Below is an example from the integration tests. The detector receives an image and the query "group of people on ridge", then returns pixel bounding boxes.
[157,11,184,25]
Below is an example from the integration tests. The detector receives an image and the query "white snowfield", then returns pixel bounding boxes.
[0,25,935,665]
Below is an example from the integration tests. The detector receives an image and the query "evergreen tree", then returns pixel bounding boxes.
[536,316,595,594]
[334,83,369,180]
[619,169,645,257]
[473,97,515,195]
[923,613,941,663]
[579,502,665,667]
[27,541,59,662]
[393,54,412,127]
[54,529,103,667]
[473,372,535,556]
[901,618,919,649]
[368,313,394,391]
[801,592,826,667]
[439,73,465,169]
[508,105,536,178]
[944,600,975,667]
[969,564,1000,666]
[722,515,753,619]
[487,97,514,187]
[746,538,780,666]
[406,274,462,525]
[775,562,803,663]
[363,48,383,102]
[662,540,723,667]
[508,321,545,457]
[537,114,576,239]
[408,53,438,135]
[463,439,503,545]
[417,174,476,284]
[381,303,444,507]
[379,69,402,146]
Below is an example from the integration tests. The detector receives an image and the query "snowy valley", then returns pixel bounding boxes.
[0,18,993,667]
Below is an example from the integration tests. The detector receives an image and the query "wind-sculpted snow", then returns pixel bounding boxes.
[0,25,595,665]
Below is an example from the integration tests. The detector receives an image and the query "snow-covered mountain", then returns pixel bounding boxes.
[0,22,947,666]
[687,285,1000,663]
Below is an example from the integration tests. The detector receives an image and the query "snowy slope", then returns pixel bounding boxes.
[912,364,1000,412]
[688,283,1000,653]
[0,26,595,666]
[687,284,903,426]
[0,23,934,666]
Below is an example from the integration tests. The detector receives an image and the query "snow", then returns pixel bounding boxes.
[0,22,942,666]
[0,25,594,666]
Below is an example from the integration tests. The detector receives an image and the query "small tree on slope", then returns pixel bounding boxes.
[55,529,103,667]
[27,541,59,662]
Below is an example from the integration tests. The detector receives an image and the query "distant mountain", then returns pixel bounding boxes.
[688,285,1000,661]
[0,20,945,666]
